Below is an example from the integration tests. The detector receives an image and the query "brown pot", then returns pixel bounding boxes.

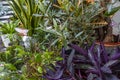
[95,41,120,47]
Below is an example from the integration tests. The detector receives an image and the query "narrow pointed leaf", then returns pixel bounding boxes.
[68,44,87,57]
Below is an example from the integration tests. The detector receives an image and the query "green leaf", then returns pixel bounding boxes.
[53,18,58,30]
[0,63,4,72]
[34,54,42,62]
[75,31,84,38]
[40,28,62,36]
[61,20,68,31]
[104,6,120,16]
[51,38,59,46]
[5,63,17,71]
[55,57,63,61]
[38,1,45,14]
[37,66,43,74]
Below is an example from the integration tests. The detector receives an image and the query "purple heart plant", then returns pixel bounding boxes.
[44,42,120,80]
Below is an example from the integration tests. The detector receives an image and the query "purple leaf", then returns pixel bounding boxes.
[86,69,99,75]
[78,70,82,78]
[104,60,118,67]
[115,47,120,53]
[59,77,72,80]
[45,68,64,79]
[89,42,95,52]
[67,49,75,67]
[101,66,112,74]
[87,73,97,80]
[61,47,65,64]
[110,47,120,60]
[96,47,101,64]
[110,53,120,60]
[67,49,75,76]
[105,74,120,80]
[68,44,88,57]
[88,50,96,65]
[100,42,108,63]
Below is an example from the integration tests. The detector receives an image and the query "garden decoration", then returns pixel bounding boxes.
[15,28,31,48]
[15,28,28,36]
[94,0,120,47]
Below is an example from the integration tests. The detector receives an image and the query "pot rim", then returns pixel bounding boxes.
[95,41,120,47]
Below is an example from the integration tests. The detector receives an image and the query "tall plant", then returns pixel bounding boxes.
[9,0,41,36]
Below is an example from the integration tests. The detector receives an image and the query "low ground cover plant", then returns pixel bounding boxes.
[44,43,120,80]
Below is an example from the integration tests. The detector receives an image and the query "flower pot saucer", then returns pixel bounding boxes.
[95,41,120,47]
